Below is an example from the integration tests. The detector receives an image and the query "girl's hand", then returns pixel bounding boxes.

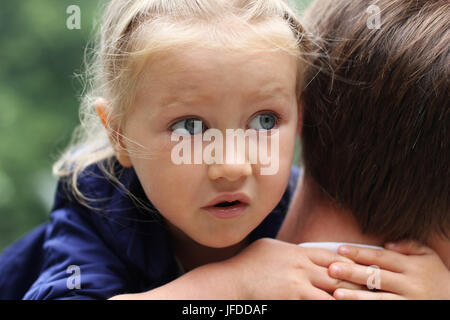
[327,241,450,300]
[226,238,362,299]
[110,238,361,300]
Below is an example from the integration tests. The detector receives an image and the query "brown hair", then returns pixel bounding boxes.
[301,0,449,242]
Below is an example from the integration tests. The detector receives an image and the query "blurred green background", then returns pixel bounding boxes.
[0,0,313,252]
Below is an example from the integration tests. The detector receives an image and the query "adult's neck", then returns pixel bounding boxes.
[277,172,450,268]
[277,173,382,246]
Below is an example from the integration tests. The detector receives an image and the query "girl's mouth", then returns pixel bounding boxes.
[203,194,250,219]
[214,200,242,207]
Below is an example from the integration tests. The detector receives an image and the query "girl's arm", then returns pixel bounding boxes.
[109,260,243,300]
[110,238,359,300]
[327,241,450,300]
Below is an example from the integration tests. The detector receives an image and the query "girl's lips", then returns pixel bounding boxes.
[202,202,249,219]
[204,193,251,207]
[202,193,251,219]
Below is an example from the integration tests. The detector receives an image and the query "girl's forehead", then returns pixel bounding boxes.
[135,46,298,101]
[128,16,302,98]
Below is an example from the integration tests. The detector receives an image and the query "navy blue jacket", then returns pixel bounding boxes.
[0,159,299,299]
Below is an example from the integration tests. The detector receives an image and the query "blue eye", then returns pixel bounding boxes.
[249,113,278,130]
[171,118,205,135]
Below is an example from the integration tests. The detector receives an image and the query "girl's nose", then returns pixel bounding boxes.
[207,162,252,182]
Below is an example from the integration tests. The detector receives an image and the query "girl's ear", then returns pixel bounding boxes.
[94,98,133,168]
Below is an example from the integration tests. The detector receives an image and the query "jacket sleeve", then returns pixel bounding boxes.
[23,205,135,300]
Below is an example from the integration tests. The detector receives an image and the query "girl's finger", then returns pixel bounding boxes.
[337,245,406,272]
[310,264,366,293]
[301,247,354,268]
[328,262,407,294]
[384,240,433,255]
[334,288,405,300]
[301,286,335,300]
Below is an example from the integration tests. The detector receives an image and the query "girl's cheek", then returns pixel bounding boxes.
[140,132,178,155]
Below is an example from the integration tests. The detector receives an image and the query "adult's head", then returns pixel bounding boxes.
[301,0,449,242]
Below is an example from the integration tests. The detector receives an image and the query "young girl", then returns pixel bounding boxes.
[0,0,353,300]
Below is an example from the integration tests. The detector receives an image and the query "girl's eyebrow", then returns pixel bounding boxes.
[158,94,213,108]
[247,85,292,102]
[151,97,205,118]
[161,88,290,108]
[149,82,293,114]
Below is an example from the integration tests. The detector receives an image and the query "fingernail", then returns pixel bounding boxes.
[338,246,350,254]
[330,265,341,275]
[335,290,345,299]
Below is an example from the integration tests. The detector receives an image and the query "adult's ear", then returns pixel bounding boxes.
[94,98,133,168]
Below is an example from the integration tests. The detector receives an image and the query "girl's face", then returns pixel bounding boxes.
[120,47,299,248]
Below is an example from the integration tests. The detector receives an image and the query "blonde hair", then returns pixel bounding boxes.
[53,0,310,209]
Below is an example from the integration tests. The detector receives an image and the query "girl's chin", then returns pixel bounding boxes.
[193,232,249,249]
